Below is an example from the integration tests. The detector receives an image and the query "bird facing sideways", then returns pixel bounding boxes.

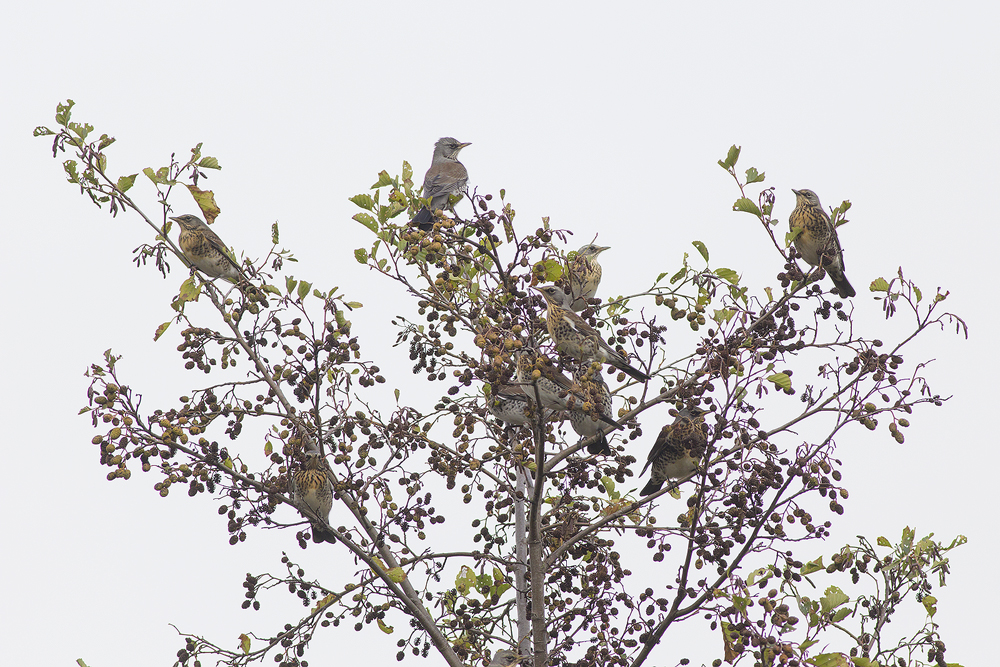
[514,349,623,432]
[567,242,610,311]
[488,649,523,667]
[292,452,336,544]
[570,365,616,455]
[486,382,555,432]
[409,137,471,230]
[640,407,708,496]
[170,214,266,305]
[534,285,651,383]
[788,188,856,298]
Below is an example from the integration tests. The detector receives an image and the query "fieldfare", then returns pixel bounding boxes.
[788,189,856,298]
[409,137,471,230]
[487,382,554,432]
[170,214,266,304]
[567,243,610,311]
[534,285,651,383]
[488,650,523,667]
[639,407,708,496]
[514,349,623,431]
[292,452,336,544]
[570,365,615,455]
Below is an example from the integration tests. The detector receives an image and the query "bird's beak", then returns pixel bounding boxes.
[458,142,472,149]
[168,216,180,222]
[596,245,611,253]
[791,188,802,196]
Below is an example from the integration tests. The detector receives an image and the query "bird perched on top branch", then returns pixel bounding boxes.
[409,137,471,230]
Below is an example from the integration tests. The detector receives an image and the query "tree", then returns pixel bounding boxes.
[37,101,967,667]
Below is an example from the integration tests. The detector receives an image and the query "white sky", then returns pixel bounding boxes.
[3,2,998,665]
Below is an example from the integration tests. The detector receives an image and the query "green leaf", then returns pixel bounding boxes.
[718,144,741,169]
[870,277,890,292]
[785,227,804,246]
[198,156,221,170]
[692,240,709,262]
[153,321,171,341]
[386,567,406,583]
[806,653,850,667]
[714,268,739,284]
[831,607,851,623]
[345,301,363,309]
[745,167,765,184]
[402,160,413,183]
[172,277,202,311]
[297,280,312,300]
[349,194,375,210]
[142,166,157,184]
[33,126,55,137]
[97,134,116,150]
[376,618,394,634]
[533,258,563,282]
[370,170,394,189]
[353,212,378,233]
[601,476,615,494]
[800,557,824,575]
[55,99,75,126]
[455,565,477,596]
[914,285,922,302]
[669,266,686,284]
[819,586,848,614]
[877,536,891,547]
[733,197,761,217]
[285,276,297,295]
[116,173,137,193]
[767,373,792,391]
[183,184,221,225]
[354,248,369,264]
[922,594,937,617]
[63,160,80,184]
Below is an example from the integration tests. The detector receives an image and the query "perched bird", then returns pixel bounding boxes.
[488,649,523,667]
[640,408,708,496]
[514,349,623,431]
[570,365,615,455]
[292,452,336,544]
[534,285,651,383]
[486,382,555,433]
[170,214,265,304]
[788,189,856,298]
[567,243,610,311]
[409,137,471,230]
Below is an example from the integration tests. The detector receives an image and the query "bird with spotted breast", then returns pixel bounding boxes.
[514,349,623,432]
[409,137,471,230]
[292,452,336,544]
[567,242,610,311]
[788,189,856,298]
[640,407,708,496]
[170,214,266,304]
[488,649,523,667]
[486,382,555,435]
[570,364,615,455]
[534,285,651,383]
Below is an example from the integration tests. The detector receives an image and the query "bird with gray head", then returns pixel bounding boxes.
[488,649,523,667]
[567,242,610,311]
[409,137,472,230]
[640,407,708,496]
[514,349,623,432]
[170,214,266,305]
[534,285,651,383]
[486,381,555,436]
[788,188,856,298]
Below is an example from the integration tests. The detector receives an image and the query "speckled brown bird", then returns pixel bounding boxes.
[171,214,266,304]
[292,452,336,544]
[640,408,708,496]
[409,137,471,230]
[488,649,523,667]
[567,242,610,311]
[514,349,623,431]
[570,365,615,455]
[534,285,650,383]
[487,382,555,432]
[788,189,856,298]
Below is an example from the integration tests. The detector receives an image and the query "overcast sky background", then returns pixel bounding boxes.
[3,2,997,666]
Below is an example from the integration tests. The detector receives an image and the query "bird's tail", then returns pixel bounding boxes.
[409,206,434,231]
[830,272,856,298]
[640,479,663,496]
[311,523,337,544]
[586,433,611,456]
[615,359,651,383]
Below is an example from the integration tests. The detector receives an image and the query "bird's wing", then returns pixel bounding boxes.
[423,161,468,199]
[200,224,247,278]
[640,425,673,476]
